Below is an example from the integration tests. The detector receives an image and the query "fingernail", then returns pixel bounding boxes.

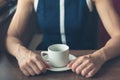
[36,72,39,75]
[67,65,70,68]
[31,74,35,76]
[86,75,90,78]
[25,74,29,77]
[72,69,75,72]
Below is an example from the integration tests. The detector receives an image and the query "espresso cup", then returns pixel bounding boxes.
[41,44,69,68]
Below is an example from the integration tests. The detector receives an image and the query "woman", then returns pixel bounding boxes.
[6,0,120,78]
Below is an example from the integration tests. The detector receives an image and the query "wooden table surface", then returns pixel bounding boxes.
[0,50,120,80]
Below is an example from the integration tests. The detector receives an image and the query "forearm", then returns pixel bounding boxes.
[6,36,28,59]
[94,0,120,36]
[6,0,34,58]
[101,37,120,61]
[93,0,120,61]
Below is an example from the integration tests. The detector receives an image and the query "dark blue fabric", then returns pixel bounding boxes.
[36,0,99,50]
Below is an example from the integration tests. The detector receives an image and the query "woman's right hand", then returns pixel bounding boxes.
[16,48,50,76]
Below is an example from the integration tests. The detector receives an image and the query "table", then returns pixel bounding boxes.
[0,50,120,80]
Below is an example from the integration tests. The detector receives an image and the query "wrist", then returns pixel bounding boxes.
[99,48,107,62]
[92,48,107,63]
[13,44,29,60]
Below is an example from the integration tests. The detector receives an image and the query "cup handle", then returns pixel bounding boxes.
[41,51,49,61]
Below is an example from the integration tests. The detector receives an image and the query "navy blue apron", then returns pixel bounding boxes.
[36,0,99,50]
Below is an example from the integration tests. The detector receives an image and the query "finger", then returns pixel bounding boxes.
[20,68,29,76]
[72,61,82,72]
[37,56,50,67]
[26,65,35,76]
[34,57,48,72]
[71,55,90,72]
[29,61,42,75]
[86,68,97,78]
[75,59,90,75]
[71,59,83,72]
[41,59,51,68]
[67,59,76,68]
[81,63,94,77]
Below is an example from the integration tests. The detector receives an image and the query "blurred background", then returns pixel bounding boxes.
[0,0,17,52]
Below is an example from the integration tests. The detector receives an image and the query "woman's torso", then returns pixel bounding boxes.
[35,0,99,50]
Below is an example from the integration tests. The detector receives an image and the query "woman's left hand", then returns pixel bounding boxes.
[67,50,106,78]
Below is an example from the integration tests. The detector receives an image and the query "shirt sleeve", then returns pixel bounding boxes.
[86,0,93,12]
[34,0,39,12]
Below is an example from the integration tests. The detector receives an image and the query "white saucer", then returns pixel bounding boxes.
[43,54,77,72]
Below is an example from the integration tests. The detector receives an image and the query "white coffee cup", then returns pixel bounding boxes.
[41,44,69,68]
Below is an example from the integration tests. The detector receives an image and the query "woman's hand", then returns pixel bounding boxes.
[67,50,106,78]
[16,49,50,76]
